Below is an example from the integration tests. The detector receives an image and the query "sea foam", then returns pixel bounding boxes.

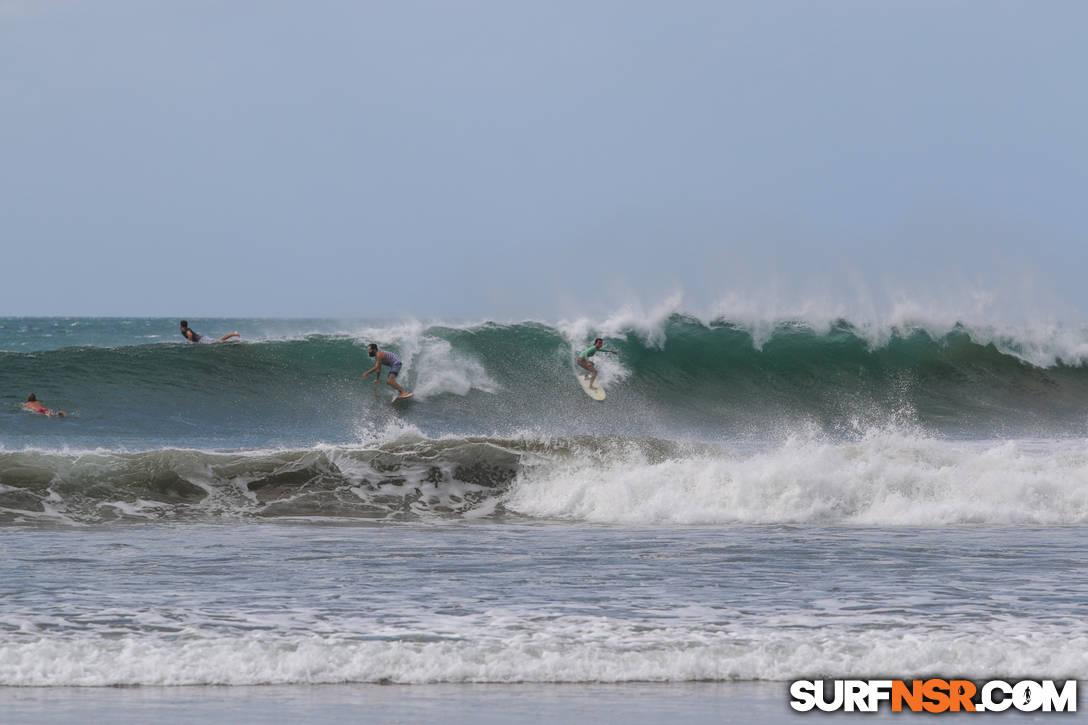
[1,619,1084,686]
[506,432,1088,525]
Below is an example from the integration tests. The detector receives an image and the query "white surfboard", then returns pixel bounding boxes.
[576,374,606,401]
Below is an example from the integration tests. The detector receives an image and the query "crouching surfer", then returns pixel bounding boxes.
[362,344,414,402]
[576,338,617,390]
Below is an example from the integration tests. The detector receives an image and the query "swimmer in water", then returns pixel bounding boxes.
[180,320,240,343]
[22,393,67,418]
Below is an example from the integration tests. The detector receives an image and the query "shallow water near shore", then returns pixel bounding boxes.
[2,681,1031,725]
[2,522,1085,688]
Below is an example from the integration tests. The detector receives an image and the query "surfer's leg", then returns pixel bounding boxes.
[386,373,406,395]
[217,331,240,341]
[577,358,594,378]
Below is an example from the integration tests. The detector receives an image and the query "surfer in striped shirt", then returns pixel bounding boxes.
[363,344,414,401]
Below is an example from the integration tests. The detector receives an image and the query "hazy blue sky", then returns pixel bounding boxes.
[2,1,1086,321]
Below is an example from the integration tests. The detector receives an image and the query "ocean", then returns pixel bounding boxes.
[1,315,1086,723]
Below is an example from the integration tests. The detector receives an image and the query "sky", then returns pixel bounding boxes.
[2,0,1086,322]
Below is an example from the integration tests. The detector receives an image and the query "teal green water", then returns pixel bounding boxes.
[3,316,1088,451]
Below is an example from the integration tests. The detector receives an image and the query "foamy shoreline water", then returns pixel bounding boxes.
[2,522,1084,688]
[6,681,1034,725]
[0,682,828,725]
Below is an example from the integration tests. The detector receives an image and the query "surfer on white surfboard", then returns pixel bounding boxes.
[576,338,617,391]
[362,344,414,402]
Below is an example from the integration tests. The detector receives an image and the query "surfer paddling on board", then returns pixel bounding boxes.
[22,393,66,418]
[179,320,240,343]
[577,338,617,390]
[363,344,414,402]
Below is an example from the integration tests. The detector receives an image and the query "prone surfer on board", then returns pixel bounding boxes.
[22,393,67,418]
[179,320,240,343]
[576,338,617,390]
[363,344,414,402]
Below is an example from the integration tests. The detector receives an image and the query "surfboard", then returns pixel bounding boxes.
[576,374,606,401]
[22,406,65,417]
[392,393,415,404]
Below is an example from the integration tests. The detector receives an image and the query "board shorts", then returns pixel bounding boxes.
[388,361,403,377]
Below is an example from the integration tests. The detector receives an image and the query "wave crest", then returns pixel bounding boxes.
[3,432,1087,526]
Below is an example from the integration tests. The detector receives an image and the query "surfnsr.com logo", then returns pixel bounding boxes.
[790,679,1077,713]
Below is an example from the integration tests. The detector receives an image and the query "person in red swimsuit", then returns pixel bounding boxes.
[22,393,67,418]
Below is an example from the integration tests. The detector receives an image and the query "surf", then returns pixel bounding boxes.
[4,316,1088,446]
[3,430,1087,526]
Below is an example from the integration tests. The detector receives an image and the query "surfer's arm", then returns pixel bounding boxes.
[362,363,380,379]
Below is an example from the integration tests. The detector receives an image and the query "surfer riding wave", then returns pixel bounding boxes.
[577,338,617,390]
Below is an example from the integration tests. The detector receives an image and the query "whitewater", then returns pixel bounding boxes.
[1,315,1086,721]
